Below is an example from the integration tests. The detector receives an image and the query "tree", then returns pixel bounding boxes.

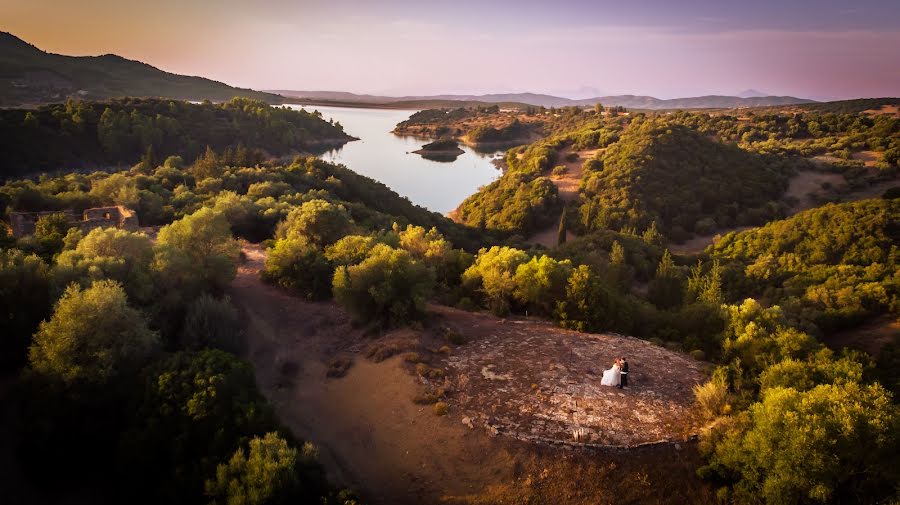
[32,213,74,257]
[647,250,684,309]
[462,246,529,315]
[554,265,629,333]
[275,199,353,247]
[704,382,899,504]
[182,294,242,353]
[557,207,568,246]
[333,245,434,327]
[154,207,240,293]
[513,255,573,316]
[205,432,323,505]
[263,237,334,301]
[0,249,50,371]
[121,349,276,503]
[52,228,155,304]
[28,280,159,384]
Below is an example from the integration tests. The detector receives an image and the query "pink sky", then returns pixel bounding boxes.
[2,0,899,99]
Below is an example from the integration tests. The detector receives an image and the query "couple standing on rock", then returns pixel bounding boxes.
[600,357,629,388]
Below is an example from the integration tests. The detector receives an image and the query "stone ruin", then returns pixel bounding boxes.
[9,205,139,237]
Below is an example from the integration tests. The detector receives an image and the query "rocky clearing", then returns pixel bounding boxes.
[229,244,713,504]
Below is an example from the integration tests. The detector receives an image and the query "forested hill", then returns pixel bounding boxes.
[709,197,899,333]
[0,32,284,106]
[578,120,797,240]
[0,97,353,177]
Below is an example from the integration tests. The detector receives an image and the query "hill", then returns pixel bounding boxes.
[577,120,796,240]
[709,198,899,333]
[0,97,353,177]
[273,89,815,110]
[0,32,284,106]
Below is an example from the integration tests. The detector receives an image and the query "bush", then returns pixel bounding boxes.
[693,369,728,421]
[263,237,334,300]
[205,432,326,505]
[333,245,434,327]
[551,165,568,176]
[0,249,50,371]
[433,402,449,416]
[703,382,899,504]
[690,349,706,361]
[275,199,353,247]
[29,280,159,384]
[462,246,529,316]
[182,294,241,353]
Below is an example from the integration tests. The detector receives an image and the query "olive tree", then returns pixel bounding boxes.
[28,280,159,384]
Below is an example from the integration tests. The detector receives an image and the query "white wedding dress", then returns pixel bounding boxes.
[601,364,621,387]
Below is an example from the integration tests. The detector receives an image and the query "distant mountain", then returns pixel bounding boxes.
[274,90,816,110]
[0,32,283,106]
[737,89,769,98]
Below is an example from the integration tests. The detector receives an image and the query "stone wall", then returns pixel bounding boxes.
[9,206,138,237]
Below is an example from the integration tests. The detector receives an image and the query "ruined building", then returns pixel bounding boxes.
[9,205,139,237]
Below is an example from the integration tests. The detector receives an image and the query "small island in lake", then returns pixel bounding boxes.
[412,138,465,162]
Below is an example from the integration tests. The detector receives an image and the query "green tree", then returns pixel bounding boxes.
[554,265,630,333]
[703,382,899,504]
[182,294,242,353]
[154,207,240,293]
[275,199,353,247]
[647,250,684,309]
[461,246,529,315]
[205,432,323,505]
[333,245,434,327]
[263,237,334,301]
[513,255,573,316]
[0,249,50,371]
[557,207,568,246]
[52,228,155,304]
[122,349,276,503]
[28,280,159,384]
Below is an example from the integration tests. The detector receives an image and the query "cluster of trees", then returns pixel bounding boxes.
[669,108,899,167]
[708,198,899,333]
[2,204,358,503]
[577,119,797,242]
[0,97,352,176]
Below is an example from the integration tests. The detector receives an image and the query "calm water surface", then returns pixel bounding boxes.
[284,105,502,214]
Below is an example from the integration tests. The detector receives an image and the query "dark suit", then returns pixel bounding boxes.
[618,361,629,388]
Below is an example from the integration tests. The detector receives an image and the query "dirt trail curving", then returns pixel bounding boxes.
[228,243,715,504]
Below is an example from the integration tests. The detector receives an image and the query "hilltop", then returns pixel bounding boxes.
[0,32,284,106]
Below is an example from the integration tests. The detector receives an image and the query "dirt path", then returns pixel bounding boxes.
[528,147,598,248]
[228,244,715,504]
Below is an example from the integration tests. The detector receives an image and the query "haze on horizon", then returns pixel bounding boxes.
[3,0,899,101]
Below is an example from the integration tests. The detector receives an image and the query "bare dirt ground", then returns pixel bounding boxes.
[863,105,900,117]
[823,315,900,356]
[229,243,715,504]
[785,170,847,212]
[529,148,599,248]
[430,306,707,448]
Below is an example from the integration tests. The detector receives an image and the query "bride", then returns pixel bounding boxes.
[600,359,621,387]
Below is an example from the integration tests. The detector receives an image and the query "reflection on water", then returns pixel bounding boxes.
[284,105,503,214]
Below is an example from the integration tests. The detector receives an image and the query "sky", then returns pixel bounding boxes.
[2,0,899,100]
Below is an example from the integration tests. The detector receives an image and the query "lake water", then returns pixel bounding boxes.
[284,105,502,214]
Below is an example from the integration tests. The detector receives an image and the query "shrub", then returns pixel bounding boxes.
[462,246,529,316]
[333,245,434,327]
[690,349,706,361]
[263,237,333,300]
[551,165,568,176]
[433,402,449,416]
[29,280,159,384]
[326,357,353,378]
[275,199,353,247]
[693,369,729,421]
[182,294,241,353]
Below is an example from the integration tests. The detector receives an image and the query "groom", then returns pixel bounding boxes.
[617,357,629,389]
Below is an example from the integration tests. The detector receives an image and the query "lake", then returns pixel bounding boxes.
[284,105,502,214]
